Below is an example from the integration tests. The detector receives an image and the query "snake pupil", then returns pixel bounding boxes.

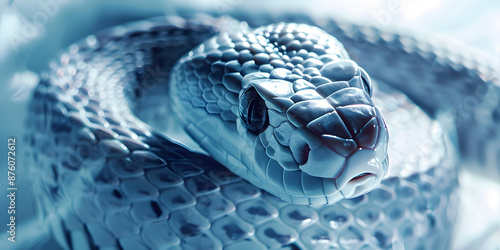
[247,98,256,125]
[239,87,269,134]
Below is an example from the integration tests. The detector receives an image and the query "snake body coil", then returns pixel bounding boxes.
[26,14,499,250]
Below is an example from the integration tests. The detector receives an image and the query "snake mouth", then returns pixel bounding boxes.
[350,172,373,182]
[339,172,376,198]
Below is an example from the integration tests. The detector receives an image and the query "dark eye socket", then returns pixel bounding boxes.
[239,87,269,134]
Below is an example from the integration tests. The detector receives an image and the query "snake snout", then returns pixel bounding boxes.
[290,128,347,178]
[289,101,388,198]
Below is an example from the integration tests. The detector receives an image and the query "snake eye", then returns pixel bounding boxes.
[239,87,269,134]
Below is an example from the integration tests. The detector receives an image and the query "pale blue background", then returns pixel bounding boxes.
[0,0,498,249]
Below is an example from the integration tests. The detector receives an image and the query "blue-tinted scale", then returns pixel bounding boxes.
[301,225,334,247]
[224,239,267,250]
[146,167,183,188]
[368,186,394,204]
[264,228,292,244]
[109,158,143,178]
[196,193,235,219]
[142,221,180,248]
[223,224,246,240]
[85,223,116,247]
[247,206,270,216]
[205,164,241,185]
[96,188,130,210]
[338,226,364,248]
[182,233,220,250]
[130,150,166,168]
[237,199,277,224]
[118,236,149,250]
[170,162,203,177]
[185,175,219,196]
[121,178,159,199]
[222,182,261,203]
[373,228,393,248]
[160,187,196,210]
[288,210,310,221]
[212,215,254,242]
[105,211,139,237]
[169,208,210,237]
[321,207,350,230]
[131,200,165,223]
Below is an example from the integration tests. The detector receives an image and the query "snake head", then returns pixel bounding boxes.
[238,59,388,203]
[171,22,388,206]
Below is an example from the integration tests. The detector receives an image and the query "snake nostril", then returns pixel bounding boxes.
[290,128,318,166]
[298,144,311,165]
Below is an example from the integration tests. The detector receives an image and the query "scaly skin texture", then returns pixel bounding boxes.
[25,14,497,250]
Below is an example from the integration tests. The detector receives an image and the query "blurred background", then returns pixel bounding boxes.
[0,0,498,249]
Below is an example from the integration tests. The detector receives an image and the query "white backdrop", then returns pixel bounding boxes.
[0,0,498,249]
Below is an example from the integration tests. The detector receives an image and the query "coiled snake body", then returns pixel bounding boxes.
[26,13,499,250]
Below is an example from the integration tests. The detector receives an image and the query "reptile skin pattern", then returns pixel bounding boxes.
[26,13,499,250]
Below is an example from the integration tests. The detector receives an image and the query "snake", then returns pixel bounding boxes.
[25,12,499,250]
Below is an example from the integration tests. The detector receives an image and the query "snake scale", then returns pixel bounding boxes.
[25,11,499,250]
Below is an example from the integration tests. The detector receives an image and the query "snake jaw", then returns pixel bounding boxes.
[339,173,377,198]
[336,148,388,198]
[288,110,388,190]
